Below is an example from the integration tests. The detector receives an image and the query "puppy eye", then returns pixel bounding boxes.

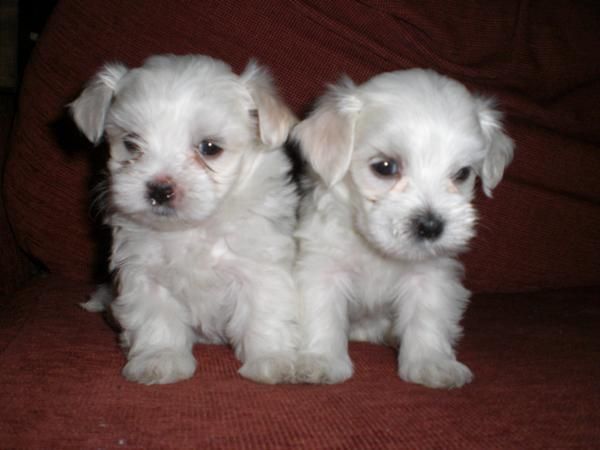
[371,159,400,178]
[197,139,223,158]
[123,134,142,154]
[453,166,472,183]
[124,140,140,153]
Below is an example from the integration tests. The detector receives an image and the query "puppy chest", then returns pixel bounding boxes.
[347,292,395,322]
[347,266,406,318]
[115,231,219,293]
[153,237,235,284]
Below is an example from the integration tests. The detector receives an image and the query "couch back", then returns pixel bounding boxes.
[4,0,600,293]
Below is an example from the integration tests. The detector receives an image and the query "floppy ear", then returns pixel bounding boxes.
[476,97,515,197]
[241,60,297,148]
[70,63,128,144]
[292,78,361,186]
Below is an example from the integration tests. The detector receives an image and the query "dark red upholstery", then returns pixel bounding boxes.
[1,277,599,448]
[1,0,599,447]
[0,96,32,295]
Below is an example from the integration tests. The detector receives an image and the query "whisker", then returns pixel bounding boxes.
[89,174,112,220]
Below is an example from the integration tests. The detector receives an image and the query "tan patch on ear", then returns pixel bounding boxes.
[292,102,357,187]
[255,93,297,147]
[292,77,361,186]
[241,61,297,148]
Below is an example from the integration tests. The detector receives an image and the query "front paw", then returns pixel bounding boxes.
[80,284,113,312]
[239,353,296,384]
[399,358,473,389]
[295,352,353,384]
[123,349,196,385]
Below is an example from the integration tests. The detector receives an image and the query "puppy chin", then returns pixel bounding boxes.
[121,211,212,232]
[399,242,470,262]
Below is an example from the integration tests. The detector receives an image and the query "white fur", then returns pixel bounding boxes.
[72,54,299,385]
[293,69,514,388]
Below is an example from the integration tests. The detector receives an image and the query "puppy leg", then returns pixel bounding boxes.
[395,261,472,389]
[295,267,353,384]
[113,276,196,385]
[233,268,299,384]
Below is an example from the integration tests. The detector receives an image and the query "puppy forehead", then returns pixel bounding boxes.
[355,70,485,162]
[360,69,472,105]
[361,71,478,125]
[111,58,251,123]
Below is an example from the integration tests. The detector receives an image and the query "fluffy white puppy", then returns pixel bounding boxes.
[71,54,299,385]
[292,69,514,388]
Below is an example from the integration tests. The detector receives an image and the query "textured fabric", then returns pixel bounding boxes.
[0,99,33,295]
[3,0,600,292]
[1,276,599,448]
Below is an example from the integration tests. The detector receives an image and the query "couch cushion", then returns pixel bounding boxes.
[0,276,599,448]
[3,0,600,291]
[0,96,34,294]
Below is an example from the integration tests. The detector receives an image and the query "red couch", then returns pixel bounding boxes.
[2,1,599,448]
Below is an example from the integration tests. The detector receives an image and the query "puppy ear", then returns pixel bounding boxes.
[70,63,128,144]
[476,97,515,197]
[241,60,297,148]
[292,78,361,186]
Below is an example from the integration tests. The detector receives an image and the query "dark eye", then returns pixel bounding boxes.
[197,139,223,158]
[123,134,142,154]
[371,159,400,177]
[453,166,471,183]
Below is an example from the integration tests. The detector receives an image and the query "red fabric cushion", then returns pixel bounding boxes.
[1,277,599,448]
[0,103,33,294]
[4,0,600,291]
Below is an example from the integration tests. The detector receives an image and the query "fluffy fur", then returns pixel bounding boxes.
[292,69,514,388]
[71,54,299,385]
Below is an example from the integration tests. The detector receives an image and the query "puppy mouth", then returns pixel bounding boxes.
[150,205,177,217]
[416,239,462,257]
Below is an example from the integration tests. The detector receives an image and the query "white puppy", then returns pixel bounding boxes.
[71,54,299,385]
[292,69,514,388]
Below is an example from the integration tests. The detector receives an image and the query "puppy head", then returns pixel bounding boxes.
[294,69,514,260]
[71,54,295,229]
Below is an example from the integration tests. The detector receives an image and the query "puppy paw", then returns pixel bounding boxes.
[80,284,112,312]
[239,354,296,384]
[123,349,196,385]
[399,358,473,389]
[295,352,353,384]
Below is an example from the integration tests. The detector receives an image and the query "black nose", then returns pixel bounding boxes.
[147,181,175,206]
[414,212,445,241]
